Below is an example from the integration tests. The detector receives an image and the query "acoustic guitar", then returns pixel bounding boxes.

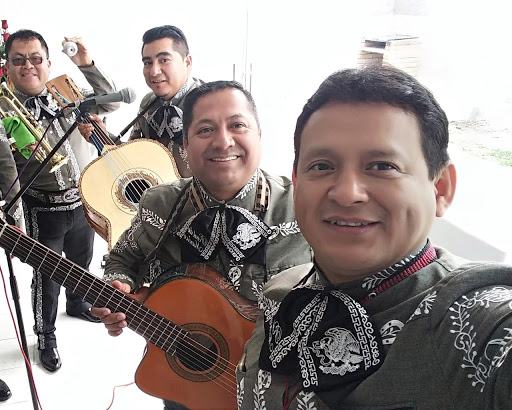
[0,217,257,409]
[46,75,180,250]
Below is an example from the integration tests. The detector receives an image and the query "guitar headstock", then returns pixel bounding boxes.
[46,75,83,108]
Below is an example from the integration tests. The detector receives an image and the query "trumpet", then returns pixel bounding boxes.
[0,82,69,173]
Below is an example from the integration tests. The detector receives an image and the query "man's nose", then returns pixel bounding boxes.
[327,171,369,206]
[212,127,235,150]
[22,58,34,68]
[149,63,162,76]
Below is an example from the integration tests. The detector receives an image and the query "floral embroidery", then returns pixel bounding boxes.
[259,294,281,324]
[228,262,243,291]
[237,377,245,409]
[268,221,300,241]
[297,391,317,410]
[449,286,512,391]
[102,272,135,289]
[409,291,437,321]
[141,207,166,230]
[253,369,271,410]
[112,215,142,253]
[380,320,404,345]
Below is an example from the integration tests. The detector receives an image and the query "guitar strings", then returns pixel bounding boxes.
[0,226,242,396]
[82,116,150,210]
[51,87,151,211]
[1,226,240,396]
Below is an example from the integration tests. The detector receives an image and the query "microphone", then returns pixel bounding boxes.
[68,88,137,109]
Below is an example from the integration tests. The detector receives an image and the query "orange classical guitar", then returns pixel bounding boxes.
[0,218,257,409]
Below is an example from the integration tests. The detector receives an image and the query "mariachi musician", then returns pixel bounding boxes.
[0,29,119,373]
[78,25,204,178]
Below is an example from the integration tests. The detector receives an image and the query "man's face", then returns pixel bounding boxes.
[293,102,454,284]
[185,88,261,201]
[6,38,51,95]
[142,38,191,101]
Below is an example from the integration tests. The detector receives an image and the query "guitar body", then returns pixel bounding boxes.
[136,265,258,409]
[0,217,258,407]
[79,139,179,250]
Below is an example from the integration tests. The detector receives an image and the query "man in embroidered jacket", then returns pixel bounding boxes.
[78,25,203,178]
[92,80,312,409]
[236,66,512,409]
[0,29,120,372]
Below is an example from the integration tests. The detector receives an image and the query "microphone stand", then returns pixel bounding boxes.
[2,113,81,410]
[117,96,159,139]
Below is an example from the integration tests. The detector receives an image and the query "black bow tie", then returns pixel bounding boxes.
[177,204,273,266]
[259,274,385,408]
[25,95,54,120]
[148,104,184,145]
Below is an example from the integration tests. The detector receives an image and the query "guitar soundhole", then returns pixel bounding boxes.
[166,323,229,382]
[114,169,160,213]
[124,179,151,204]
[176,334,218,372]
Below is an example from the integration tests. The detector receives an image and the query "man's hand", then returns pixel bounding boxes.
[78,114,107,144]
[63,36,93,67]
[91,280,132,337]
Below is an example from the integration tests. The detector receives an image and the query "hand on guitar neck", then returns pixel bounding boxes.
[77,113,109,145]
[91,281,149,337]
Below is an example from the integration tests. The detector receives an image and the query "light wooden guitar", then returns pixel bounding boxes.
[46,75,180,250]
[79,139,179,250]
[0,218,257,409]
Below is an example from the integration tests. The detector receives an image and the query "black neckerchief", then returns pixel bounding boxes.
[259,241,437,407]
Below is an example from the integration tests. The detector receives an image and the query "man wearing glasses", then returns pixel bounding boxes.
[0,29,119,373]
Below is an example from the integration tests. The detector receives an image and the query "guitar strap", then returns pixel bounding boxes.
[142,179,193,268]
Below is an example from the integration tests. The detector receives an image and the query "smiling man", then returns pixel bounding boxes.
[78,25,203,177]
[92,80,312,409]
[0,29,119,373]
[236,66,512,409]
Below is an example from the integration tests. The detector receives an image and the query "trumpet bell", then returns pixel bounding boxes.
[0,82,70,173]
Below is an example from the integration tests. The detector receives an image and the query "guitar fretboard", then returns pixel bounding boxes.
[0,223,185,352]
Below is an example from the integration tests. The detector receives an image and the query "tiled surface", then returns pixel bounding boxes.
[0,236,163,409]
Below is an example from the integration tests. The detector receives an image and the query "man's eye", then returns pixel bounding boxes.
[232,122,246,129]
[368,162,396,171]
[310,163,332,171]
[160,58,171,64]
[198,127,213,134]
[143,61,151,66]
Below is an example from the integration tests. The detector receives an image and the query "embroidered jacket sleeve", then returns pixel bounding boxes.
[0,131,22,225]
[432,263,512,409]
[67,64,120,171]
[103,180,188,291]
[78,64,120,115]
[237,251,512,410]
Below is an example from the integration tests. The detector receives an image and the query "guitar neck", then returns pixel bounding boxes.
[0,223,184,351]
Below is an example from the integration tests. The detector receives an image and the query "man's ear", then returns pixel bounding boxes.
[183,138,188,149]
[435,163,456,217]
[185,55,192,69]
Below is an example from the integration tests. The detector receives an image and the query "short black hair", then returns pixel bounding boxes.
[141,25,189,58]
[5,29,49,59]
[294,65,450,180]
[182,80,260,140]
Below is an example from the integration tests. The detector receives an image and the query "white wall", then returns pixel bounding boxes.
[3,0,511,261]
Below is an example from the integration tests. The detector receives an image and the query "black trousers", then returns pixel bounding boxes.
[23,196,94,350]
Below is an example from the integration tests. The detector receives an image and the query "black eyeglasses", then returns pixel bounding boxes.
[8,56,45,66]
